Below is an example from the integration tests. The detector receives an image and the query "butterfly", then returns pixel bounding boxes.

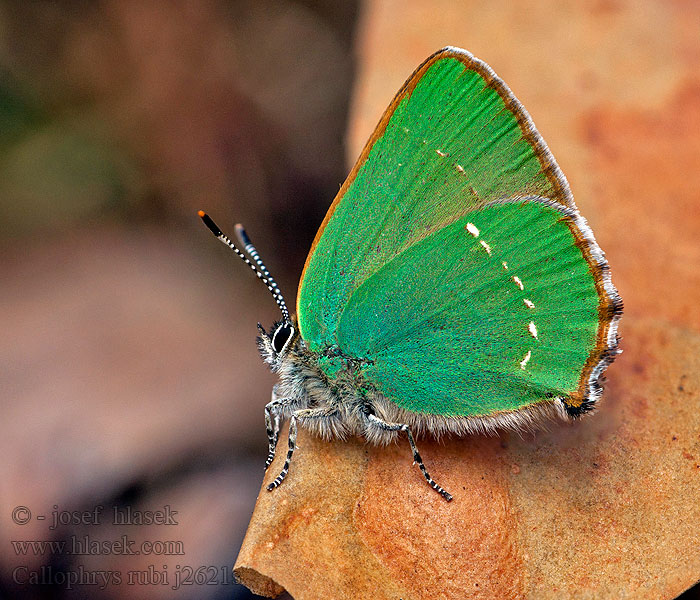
[199,46,622,501]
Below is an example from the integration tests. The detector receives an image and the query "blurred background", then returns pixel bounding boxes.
[1,1,699,599]
[0,1,357,598]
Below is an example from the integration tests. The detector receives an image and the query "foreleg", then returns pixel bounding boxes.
[267,407,339,491]
[264,385,286,469]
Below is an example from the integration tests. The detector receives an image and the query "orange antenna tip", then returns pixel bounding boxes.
[197,210,206,218]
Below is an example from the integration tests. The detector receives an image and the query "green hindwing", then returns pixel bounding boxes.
[297,48,621,419]
[337,198,599,416]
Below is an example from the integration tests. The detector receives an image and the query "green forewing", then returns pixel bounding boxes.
[299,55,566,348]
[297,51,598,417]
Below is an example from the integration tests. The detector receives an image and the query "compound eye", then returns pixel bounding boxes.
[272,324,294,354]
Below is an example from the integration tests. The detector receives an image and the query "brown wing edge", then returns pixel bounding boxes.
[296,46,576,316]
[551,201,624,417]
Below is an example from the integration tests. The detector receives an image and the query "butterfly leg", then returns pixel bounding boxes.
[267,407,339,491]
[366,413,453,501]
[267,415,298,491]
[264,386,285,469]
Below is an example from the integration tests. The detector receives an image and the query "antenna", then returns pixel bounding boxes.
[198,211,291,323]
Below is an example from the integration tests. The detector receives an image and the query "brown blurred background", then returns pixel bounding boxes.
[1,1,699,599]
[0,1,357,598]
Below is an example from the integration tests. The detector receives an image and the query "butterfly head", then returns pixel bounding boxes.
[257,319,298,366]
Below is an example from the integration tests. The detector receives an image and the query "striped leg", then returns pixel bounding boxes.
[266,407,339,491]
[264,396,284,469]
[366,413,453,502]
[267,415,298,491]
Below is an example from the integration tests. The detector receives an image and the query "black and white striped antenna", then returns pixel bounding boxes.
[198,211,291,323]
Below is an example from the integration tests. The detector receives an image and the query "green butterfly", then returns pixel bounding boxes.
[200,47,622,501]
